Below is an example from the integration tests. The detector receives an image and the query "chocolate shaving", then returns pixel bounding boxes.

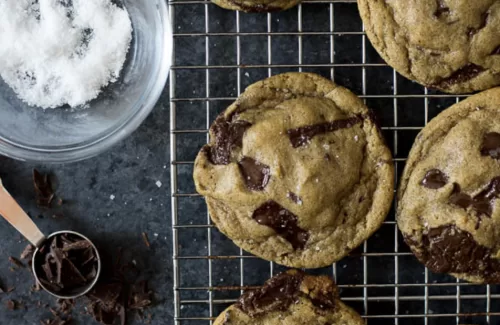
[33,169,55,209]
[252,201,309,250]
[9,256,25,268]
[20,244,35,261]
[287,116,362,148]
[128,281,152,310]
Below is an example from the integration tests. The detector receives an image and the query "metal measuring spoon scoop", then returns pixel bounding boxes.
[0,178,101,299]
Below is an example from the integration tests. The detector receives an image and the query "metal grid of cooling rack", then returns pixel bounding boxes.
[168,1,499,324]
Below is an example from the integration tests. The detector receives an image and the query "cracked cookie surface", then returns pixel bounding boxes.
[398,87,500,283]
[193,72,394,268]
[212,0,300,12]
[213,270,365,325]
[358,0,500,94]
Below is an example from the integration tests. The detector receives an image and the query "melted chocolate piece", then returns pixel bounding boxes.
[421,169,448,189]
[287,192,302,204]
[309,293,336,312]
[252,201,309,249]
[412,225,500,282]
[238,157,271,191]
[236,271,304,317]
[448,178,500,219]
[434,0,450,17]
[449,183,472,209]
[481,132,500,159]
[492,46,500,55]
[432,64,485,88]
[207,116,252,165]
[287,116,362,148]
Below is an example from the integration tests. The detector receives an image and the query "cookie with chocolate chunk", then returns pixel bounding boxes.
[193,72,394,268]
[398,87,500,283]
[358,0,500,94]
[211,0,300,12]
[213,270,364,325]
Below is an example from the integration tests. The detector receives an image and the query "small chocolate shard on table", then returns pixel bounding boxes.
[5,299,16,310]
[34,233,99,296]
[20,244,35,261]
[9,256,25,269]
[128,281,152,310]
[87,282,126,325]
[33,169,55,209]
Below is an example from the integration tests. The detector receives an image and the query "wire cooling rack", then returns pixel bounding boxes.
[168,1,500,324]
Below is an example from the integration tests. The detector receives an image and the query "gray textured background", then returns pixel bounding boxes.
[0,89,172,324]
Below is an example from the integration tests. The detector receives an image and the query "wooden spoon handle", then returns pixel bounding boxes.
[0,179,45,247]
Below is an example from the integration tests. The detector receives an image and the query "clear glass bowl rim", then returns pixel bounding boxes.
[0,0,172,164]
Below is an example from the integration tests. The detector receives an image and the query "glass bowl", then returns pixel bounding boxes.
[0,0,172,163]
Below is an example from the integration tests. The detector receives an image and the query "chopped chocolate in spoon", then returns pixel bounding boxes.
[34,233,99,296]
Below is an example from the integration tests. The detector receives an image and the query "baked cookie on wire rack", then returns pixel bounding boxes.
[193,72,394,268]
[214,270,365,325]
[398,87,500,283]
[358,0,500,94]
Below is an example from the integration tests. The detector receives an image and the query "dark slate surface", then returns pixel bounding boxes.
[0,89,172,324]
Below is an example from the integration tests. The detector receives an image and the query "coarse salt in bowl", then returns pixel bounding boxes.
[0,0,172,163]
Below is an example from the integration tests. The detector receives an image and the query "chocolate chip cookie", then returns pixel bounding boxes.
[398,87,500,283]
[213,270,364,325]
[193,72,394,268]
[358,0,500,94]
[212,0,300,12]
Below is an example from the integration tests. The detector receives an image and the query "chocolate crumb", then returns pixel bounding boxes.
[6,299,16,310]
[9,256,25,268]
